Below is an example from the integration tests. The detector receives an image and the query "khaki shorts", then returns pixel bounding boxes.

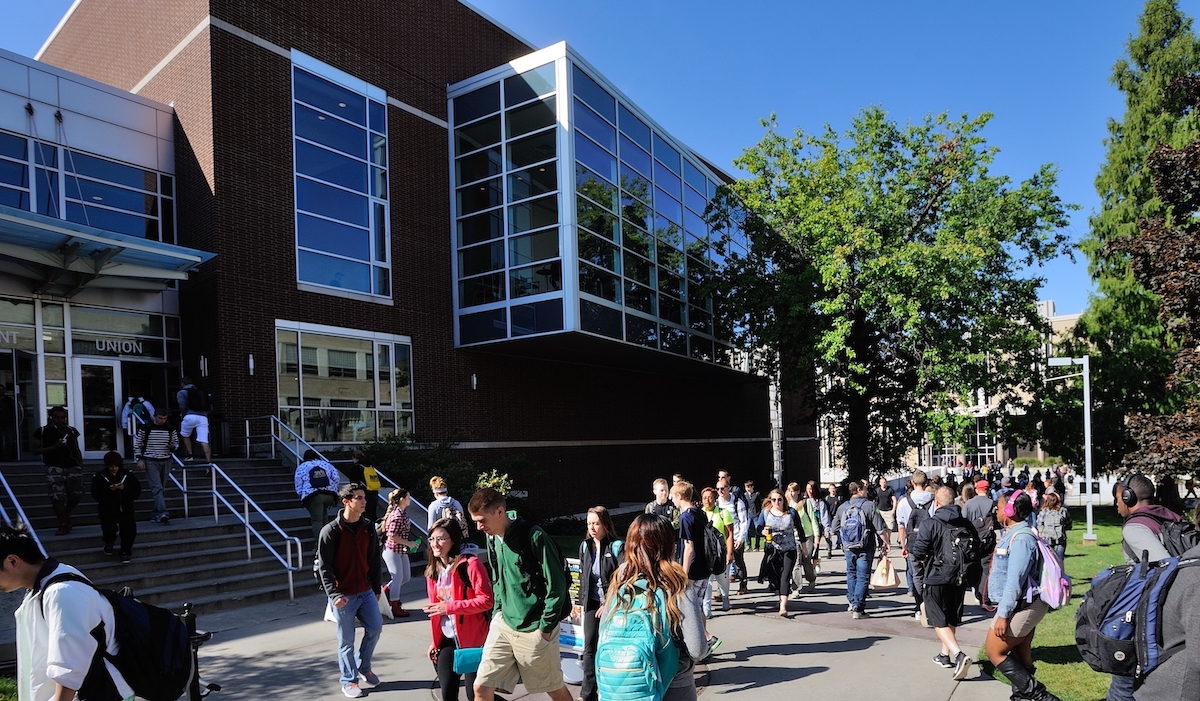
[992,598,1049,638]
[881,509,896,531]
[475,615,563,694]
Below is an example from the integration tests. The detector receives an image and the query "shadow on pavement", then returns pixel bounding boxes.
[703,663,828,691]
[722,635,889,662]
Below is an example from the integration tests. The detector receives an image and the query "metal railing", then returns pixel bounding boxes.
[166,455,303,602]
[242,415,430,538]
[0,470,44,556]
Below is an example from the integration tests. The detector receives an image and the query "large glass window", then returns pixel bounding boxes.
[452,62,565,343]
[292,63,390,297]
[572,63,723,360]
[0,129,176,243]
[276,326,413,442]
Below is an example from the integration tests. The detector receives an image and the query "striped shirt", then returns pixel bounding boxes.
[134,423,179,460]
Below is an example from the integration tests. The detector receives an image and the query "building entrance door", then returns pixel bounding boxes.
[71,358,122,460]
[0,350,37,461]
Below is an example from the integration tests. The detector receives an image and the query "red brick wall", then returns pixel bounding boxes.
[39,0,799,514]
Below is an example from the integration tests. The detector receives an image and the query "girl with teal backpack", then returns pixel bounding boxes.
[597,514,707,701]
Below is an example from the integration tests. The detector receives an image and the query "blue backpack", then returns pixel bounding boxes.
[1075,555,1199,678]
[596,581,680,701]
[840,499,869,549]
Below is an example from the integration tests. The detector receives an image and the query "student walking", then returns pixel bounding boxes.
[468,488,573,701]
[986,491,1061,701]
[296,449,340,544]
[0,526,135,701]
[576,506,623,701]
[645,478,681,530]
[381,487,419,618]
[422,517,493,701]
[316,482,384,698]
[911,486,978,680]
[701,487,734,616]
[833,481,889,619]
[133,409,179,524]
[1036,492,1072,563]
[91,451,141,564]
[760,489,801,617]
[601,513,707,701]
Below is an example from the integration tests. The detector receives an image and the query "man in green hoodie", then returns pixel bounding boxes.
[468,488,571,701]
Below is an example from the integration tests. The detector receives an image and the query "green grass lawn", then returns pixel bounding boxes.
[979,506,1127,701]
[0,675,15,701]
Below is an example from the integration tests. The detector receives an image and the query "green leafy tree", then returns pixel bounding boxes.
[710,107,1072,480]
[1112,74,1200,480]
[1053,0,1200,469]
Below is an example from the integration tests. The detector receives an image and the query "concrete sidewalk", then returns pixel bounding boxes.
[191,549,1021,700]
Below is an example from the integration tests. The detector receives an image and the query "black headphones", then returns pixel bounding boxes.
[1119,473,1150,508]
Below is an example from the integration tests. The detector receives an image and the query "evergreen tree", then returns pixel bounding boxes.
[1052,0,1200,469]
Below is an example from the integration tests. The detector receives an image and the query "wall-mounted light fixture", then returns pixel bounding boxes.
[248,354,255,376]
[471,373,477,390]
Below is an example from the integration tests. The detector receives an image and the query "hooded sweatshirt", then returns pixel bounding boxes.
[1123,504,1182,564]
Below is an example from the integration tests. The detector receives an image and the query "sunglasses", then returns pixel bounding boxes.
[770,497,784,502]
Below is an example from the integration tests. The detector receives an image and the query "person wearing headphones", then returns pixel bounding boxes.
[1109,474,1176,701]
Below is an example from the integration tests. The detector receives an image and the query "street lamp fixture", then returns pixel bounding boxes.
[1046,355,1096,543]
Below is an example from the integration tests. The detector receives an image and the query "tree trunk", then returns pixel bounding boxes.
[845,391,871,482]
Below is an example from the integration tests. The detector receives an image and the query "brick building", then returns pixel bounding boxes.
[22,0,816,512]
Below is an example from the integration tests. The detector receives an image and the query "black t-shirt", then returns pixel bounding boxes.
[33,423,79,468]
[876,486,896,511]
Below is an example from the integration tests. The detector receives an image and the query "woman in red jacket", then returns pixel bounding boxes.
[421,516,493,701]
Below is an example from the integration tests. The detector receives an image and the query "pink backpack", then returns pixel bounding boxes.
[1022,531,1071,609]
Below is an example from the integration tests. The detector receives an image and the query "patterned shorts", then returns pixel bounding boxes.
[47,466,84,502]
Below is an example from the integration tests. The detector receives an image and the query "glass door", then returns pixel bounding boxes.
[71,358,122,460]
[0,352,16,461]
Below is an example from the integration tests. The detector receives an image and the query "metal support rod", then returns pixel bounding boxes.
[182,468,190,519]
[244,418,250,459]
[1082,355,1096,542]
[212,468,219,524]
[244,500,251,560]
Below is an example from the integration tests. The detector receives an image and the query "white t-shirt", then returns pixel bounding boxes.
[16,564,133,701]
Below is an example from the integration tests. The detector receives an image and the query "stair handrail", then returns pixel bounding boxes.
[245,415,430,537]
[0,470,45,556]
[168,455,303,602]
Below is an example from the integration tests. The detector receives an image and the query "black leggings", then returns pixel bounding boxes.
[436,638,476,701]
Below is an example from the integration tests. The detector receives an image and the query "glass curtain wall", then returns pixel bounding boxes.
[0,129,177,243]
[449,46,746,369]
[453,62,565,344]
[276,327,413,443]
[291,59,391,297]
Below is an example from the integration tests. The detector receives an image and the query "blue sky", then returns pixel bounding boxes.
[3,1,1194,316]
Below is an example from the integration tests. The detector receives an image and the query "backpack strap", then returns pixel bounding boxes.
[610,540,624,560]
[37,572,93,617]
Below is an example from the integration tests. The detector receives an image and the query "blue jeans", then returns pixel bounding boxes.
[1106,674,1135,701]
[332,590,383,686]
[845,548,873,610]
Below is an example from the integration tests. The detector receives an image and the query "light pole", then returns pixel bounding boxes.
[1047,355,1097,543]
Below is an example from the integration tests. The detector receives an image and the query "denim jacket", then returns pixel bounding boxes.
[988,522,1039,619]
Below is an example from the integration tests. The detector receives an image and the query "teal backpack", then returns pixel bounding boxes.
[596,580,680,701]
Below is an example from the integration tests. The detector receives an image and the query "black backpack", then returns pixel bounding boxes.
[40,573,193,701]
[935,517,982,587]
[701,516,727,578]
[903,494,932,552]
[1124,513,1200,560]
[486,519,573,623]
[184,386,211,412]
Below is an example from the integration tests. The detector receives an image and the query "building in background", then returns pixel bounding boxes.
[30,0,807,512]
[0,47,213,461]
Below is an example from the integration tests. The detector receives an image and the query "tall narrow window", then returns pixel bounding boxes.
[292,58,390,297]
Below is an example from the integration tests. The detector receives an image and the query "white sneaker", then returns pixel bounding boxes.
[341,683,363,698]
